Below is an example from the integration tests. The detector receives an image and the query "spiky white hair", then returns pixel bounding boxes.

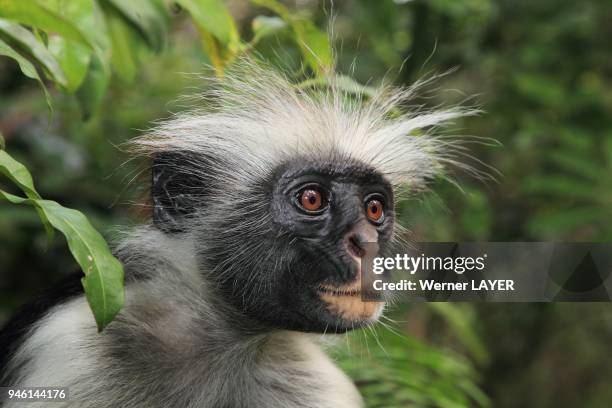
[131,61,475,197]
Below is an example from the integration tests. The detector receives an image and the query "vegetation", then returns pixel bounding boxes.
[1,0,611,406]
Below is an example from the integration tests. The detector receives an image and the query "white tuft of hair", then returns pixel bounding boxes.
[130,60,478,195]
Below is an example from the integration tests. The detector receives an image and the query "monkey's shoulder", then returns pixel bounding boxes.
[0,270,84,383]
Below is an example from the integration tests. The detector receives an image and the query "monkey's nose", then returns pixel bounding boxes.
[345,222,379,260]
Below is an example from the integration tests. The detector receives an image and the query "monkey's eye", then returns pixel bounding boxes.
[296,186,329,214]
[365,196,385,224]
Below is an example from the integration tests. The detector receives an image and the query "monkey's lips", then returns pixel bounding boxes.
[317,279,384,322]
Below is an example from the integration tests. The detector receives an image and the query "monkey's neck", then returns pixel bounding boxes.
[107,228,363,407]
[109,275,362,407]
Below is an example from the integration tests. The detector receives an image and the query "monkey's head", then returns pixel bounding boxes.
[136,62,469,333]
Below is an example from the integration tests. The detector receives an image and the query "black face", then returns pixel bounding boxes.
[151,153,395,333]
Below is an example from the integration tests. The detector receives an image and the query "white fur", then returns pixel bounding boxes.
[6,298,97,392]
[132,61,475,196]
[4,231,364,408]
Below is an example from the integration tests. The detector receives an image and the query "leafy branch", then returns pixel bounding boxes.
[0,147,124,332]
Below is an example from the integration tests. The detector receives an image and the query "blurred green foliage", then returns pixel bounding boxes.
[1,0,612,407]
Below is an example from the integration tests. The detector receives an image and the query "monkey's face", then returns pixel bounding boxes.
[152,152,395,333]
[200,158,395,333]
[269,160,394,332]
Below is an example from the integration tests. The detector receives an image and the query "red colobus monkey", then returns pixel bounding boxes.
[0,62,471,408]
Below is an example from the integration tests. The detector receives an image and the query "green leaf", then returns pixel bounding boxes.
[297,19,332,73]
[175,0,242,75]
[175,0,239,46]
[43,0,100,92]
[297,74,377,97]
[250,0,286,17]
[252,15,288,43]
[0,0,92,50]
[0,130,4,150]
[76,54,110,119]
[0,19,67,87]
[106,10,138,82]
[0,150,42,199]
[0,190,124,331]
[197,26,224,76]
[47,36,90,92]
[0,38,52,109]
[44,0,111,75]
[81,0,112,55]
[0,38,38,80]
[104,0,167,52]
[0,149,54,242]
[250,0,332,74]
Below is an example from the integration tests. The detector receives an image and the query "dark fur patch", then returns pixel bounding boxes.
[0,271,84,385]
[151,151,224,233]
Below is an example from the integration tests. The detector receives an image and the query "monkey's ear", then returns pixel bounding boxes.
[151,152,203,233]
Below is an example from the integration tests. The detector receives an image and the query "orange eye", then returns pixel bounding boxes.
[300,189,323,212]
[366,199,384,223]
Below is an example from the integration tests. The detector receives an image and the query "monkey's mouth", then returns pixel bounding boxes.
[317,278,383,322]
[318,286,361,297]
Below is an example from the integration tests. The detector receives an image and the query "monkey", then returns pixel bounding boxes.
[0,61,469,408]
